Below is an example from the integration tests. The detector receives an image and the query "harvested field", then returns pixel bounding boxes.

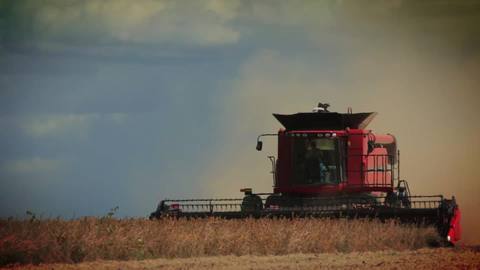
[3,247,480,270]
[0,217,441,266]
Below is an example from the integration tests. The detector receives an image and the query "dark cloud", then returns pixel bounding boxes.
[0,0,240,49]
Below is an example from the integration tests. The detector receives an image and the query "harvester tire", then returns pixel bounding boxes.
[241,194,263,213]
[265,195,284,209]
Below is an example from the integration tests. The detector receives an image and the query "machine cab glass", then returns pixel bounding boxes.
[292,135,346,185]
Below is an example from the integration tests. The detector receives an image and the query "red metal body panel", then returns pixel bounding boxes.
[369,134,395,145]
[275,130,291,190]
[346,129,365,189]
[448,208,462,244]
[274,128,395,196]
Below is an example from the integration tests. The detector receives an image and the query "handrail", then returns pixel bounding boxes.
[346,154,395,188]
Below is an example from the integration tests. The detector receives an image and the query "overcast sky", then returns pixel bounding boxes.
[0,0,479,242]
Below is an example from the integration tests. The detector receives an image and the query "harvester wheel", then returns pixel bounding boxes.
[385,192,411,208]
[241,194,263,213]
[385,191,399,207]
[265,195,284,209]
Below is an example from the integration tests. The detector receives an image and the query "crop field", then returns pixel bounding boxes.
[0,217,445,266]
[4,247,479,270]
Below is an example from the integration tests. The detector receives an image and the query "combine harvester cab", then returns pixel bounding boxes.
[150,103,461,245]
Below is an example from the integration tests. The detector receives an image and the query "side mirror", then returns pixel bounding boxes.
[256,140,263,151]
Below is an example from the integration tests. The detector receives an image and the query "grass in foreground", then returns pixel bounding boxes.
[0,217,439,266]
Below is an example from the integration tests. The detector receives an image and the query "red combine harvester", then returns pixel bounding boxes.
[150,103,461,245]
